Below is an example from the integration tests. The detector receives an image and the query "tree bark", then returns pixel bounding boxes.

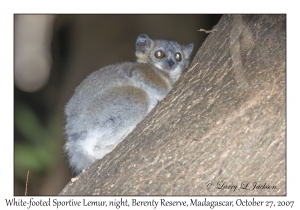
[60,14,286,195]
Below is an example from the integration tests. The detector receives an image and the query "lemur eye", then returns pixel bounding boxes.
[175,52,182,61]
[155,50,165,59]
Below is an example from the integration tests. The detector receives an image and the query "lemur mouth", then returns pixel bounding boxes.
[163,65,173,71]
[155,63,171,71]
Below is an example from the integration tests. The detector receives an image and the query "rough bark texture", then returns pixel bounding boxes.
[60,15,286,196]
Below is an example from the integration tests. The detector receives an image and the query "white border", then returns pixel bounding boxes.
[2,0,299,209]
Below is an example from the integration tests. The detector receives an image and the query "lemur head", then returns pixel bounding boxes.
[135,34,194,82]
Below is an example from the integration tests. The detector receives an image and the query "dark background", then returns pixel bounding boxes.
[14,14,222,195]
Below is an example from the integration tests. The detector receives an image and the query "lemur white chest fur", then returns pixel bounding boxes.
[64,34,194,174]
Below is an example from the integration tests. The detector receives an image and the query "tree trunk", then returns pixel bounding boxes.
[60,14,286,196]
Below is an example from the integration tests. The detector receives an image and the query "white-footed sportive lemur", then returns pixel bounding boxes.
[64,34,194,174]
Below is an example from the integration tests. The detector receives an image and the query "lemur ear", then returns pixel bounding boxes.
[136,34,153,53]
[185,43,194,57]
[182,43,194,59]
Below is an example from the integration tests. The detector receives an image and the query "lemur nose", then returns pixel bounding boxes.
[168,60,175,66]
